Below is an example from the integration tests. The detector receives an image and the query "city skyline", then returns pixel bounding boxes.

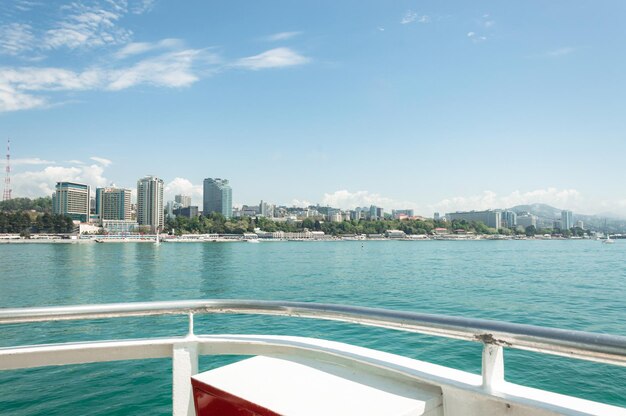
[1,1,626,217]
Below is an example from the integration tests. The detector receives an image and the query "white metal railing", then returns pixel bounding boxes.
[1,300,625,416]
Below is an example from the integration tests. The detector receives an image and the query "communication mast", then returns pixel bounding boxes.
[3,139,11,201]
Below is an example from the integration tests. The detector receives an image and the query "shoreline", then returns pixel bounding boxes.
[0,236,613,244]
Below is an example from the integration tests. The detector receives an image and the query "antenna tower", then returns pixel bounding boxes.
[3,139,11,201]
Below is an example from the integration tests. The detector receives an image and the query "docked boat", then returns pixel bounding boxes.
[1,300,625,416]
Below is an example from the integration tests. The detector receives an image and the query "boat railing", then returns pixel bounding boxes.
[1,300,625,415]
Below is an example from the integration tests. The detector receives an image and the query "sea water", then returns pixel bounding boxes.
[0,240,624,414]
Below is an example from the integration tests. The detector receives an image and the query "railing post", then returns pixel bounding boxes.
[172,339,198,416]
[482,343,504,391]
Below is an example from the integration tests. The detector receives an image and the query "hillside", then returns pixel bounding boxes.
[509,204,626,232]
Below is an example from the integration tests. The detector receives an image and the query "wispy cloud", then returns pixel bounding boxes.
[114,38,184,59]
[43,2,132,50]
[4,0,154,57]
[107,49,206,90]
[264,31,302,42]
[234,48,310,70]
[90,156,112,166]
[130,0,156,14]
[467,32,487,43]
[481,14,495,28]
[467,14,493,43]
[0,47,213,111]
[13,1,43,12]
[545,47,575,57]
[401,11,430,25]
[0,23,36,56]
[0,157,55,166]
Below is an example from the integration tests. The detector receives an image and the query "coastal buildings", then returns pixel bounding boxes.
[446,210,502,229]
[137,176,164,231]
[175,194,191,208]
[561,210,573,230]
[95,187,132,223]
[392,209,414,219]
[203,178,232,219]
[501,211,517,228]
[259,200,274,218]
[174,206,199,218]
[517,213,537,228]
[52,182,90,222]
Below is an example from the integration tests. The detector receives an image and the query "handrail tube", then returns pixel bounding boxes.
[1,299,625,366]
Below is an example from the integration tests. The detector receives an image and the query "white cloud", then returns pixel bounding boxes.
[131,0,155,14]
[545,47,575,57]
[0,48,209,111]
[321,190,416,211]
[0,84,46,112]
[107,49,203,90]
[264,31,302,42]
[0,23,35,56]
[114,38,183,59]
[164,177,202,203]
[467,32,487,43]
[429,188,583,214]
[90,156,112,166]
[11,163,109,198]
[13,1,43,12]
[43,2,132,50]
[401,11,417,24]
[401,11,429,25]
[4,1,156,58]
[291,199,312,207]
[234,48,310,70]
[0,157,55,166]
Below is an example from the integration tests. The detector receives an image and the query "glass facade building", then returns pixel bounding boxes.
[203,178,232,219]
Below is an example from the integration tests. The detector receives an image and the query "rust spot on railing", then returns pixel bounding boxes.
[475,333,512,347]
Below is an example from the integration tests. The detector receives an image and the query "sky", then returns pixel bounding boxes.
[1,0,625,217]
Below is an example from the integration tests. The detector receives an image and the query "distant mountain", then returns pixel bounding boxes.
[508,204,626,232]
[509,204,561,219]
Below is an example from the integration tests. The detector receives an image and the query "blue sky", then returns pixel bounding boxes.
[1,0,625,216]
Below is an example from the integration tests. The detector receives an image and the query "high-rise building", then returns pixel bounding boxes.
[260,200,274,218]
[203,178,232,218]
[52,182,90,222]
[446,210,502,229]
[369,205,379,220]
[501,211,517,228]
[137,176,164,231]
[95,187,132,223]
[561,210,573,230]
[175,194,191,208]
[434,212,441,221]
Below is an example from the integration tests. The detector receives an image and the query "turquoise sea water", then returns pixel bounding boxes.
[0,240,625,414]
